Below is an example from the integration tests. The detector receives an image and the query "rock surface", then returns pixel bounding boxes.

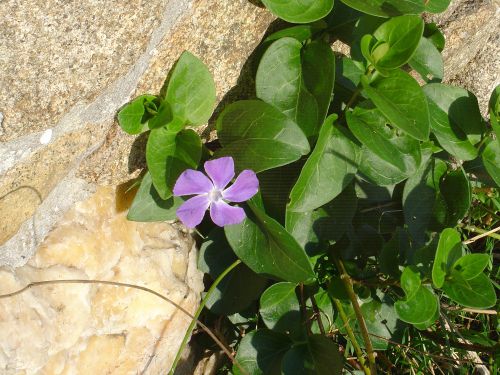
[0,187,204,374]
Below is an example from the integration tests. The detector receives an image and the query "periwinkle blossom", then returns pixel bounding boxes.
[173,156,259,228]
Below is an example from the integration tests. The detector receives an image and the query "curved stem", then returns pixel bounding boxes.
[170,259,243,375]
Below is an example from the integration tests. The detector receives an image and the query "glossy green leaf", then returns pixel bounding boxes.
[425,0,451,13]
[288,115,359,212]
[452,254,490,281]
[225,199,315,284]
[264,24,326,44]
[163,51,216,126]
[117,95,156,134]
[482,139,500,187]
[443,273,496,309]
[412,303,440,330]
[261,0,334,23]
[432,228,462,288]
[409,37,444,82]
[127,172,183,222]
[395,286,438,324]
[400,266,421,300]
[146,128,202,199]
[233,329,292,375]
[438,168,471,226]
[281,335,342,375]
[488,85,500,141]
[362,69,430,140]
[260,282,301,336]
[216,100,310,173]
[347,105,406,170]
[424,23,445,51]
[256,38,318,139]
[340,0,425,17]
[423,83,485,159]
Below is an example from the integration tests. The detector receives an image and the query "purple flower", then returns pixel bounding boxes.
[173,156,259,228]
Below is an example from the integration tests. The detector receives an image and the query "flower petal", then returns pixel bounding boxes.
[176,195,210,228]
[222,170,259,202]
[173,169,213,196]
[210,201,246,227]
[204,157,235,189]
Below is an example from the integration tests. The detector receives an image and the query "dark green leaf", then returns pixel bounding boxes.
[423,23,445,52]
[147,100,173,130]
[489,85,500,141]
[339,0,425,17]
[347,105,406,170]
[117,95,156,134]
[216,100,310,173]
[264,24,326,44]
[146,128,202,199]
[225,199,315,284]
[127,172,183,222]
[260,282,302,336]
[233,329,292,375]
[163,51,216,126]
[443,273,496,309]
[256,38,318,139]
[395,286,438,324]
[452,254,490,281]
[425,0,450,13]
[432,228,462,288]
[261,0,334,23]
[362,69,430,140]
[482,139,500,187]
[409,37,444,82]
[288,115,359,212]
[400,266,421,300]
[439,168,471,226]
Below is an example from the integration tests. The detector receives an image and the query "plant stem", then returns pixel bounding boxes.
[170,259,243,375]
[333,255,377,375]
[310,293,326,335]
[332,298,371,375]
[461,224,500,243]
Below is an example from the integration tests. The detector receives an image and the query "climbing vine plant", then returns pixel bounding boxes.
[118,0,499,373]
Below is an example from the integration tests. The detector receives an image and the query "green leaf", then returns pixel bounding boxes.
[199,230,268,315]
[233,329,292,375]
[482,139,500,187]
[362,69,430,141]
[443,273,496,309]
[256,38,318,139]
[127,172,183,222]
[260,282,302,336]
[400,266,421,300]
[261,0,334,23]
[395,286,438,324]
[117,95,156,134]
[146,128,202,199]
[367,15,424,74]
[264,24,326,44]
[425,0,450,13]
[432,228,462,288]
[488,85,500,142]
[225,199,315,284]
[439,168,471,226]
[216,100,310,173]
[288,115,359,212]
[424,23,445,52]
[163,51,216,126]
[147,100,173,130]
[347,104,406,170]
[281,335,343,375]
[409,37,444,82]
[340,0,425,17]
[452,254,490,281]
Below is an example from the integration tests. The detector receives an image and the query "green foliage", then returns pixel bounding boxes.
[118,1,499,373]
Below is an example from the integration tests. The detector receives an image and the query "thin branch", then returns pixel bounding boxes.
[462,225,500,244]
[310,293,326,336]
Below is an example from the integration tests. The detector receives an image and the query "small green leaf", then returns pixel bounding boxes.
[261,0,334,23]
[400,266,421,300]
[260,282,302,336]
[216,100,310,173]
[424,23,445,52]
[443,273,496,309]
[288,115,359,212]
[146,128,202,199]
[409,37,444,82]
[233,329,292,375]
[127,172,183,222]
[482,139,500,187]
[362,69,430,141]
[117,95,156,134]
[340,0,424,17]
[395,286,438,324]
[147,100,173,130]
[225,199,315,284]
[163,51,216,126]
[425,0,450,13]
[432,228,462,288]
[452,254,490,281]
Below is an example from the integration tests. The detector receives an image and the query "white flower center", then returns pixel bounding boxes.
[208,188,223,203]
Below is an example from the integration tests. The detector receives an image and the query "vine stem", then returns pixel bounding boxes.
[170,259,243,374]
[461,224,500,243]
[332,298,371,375]
[332,254,377,375]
